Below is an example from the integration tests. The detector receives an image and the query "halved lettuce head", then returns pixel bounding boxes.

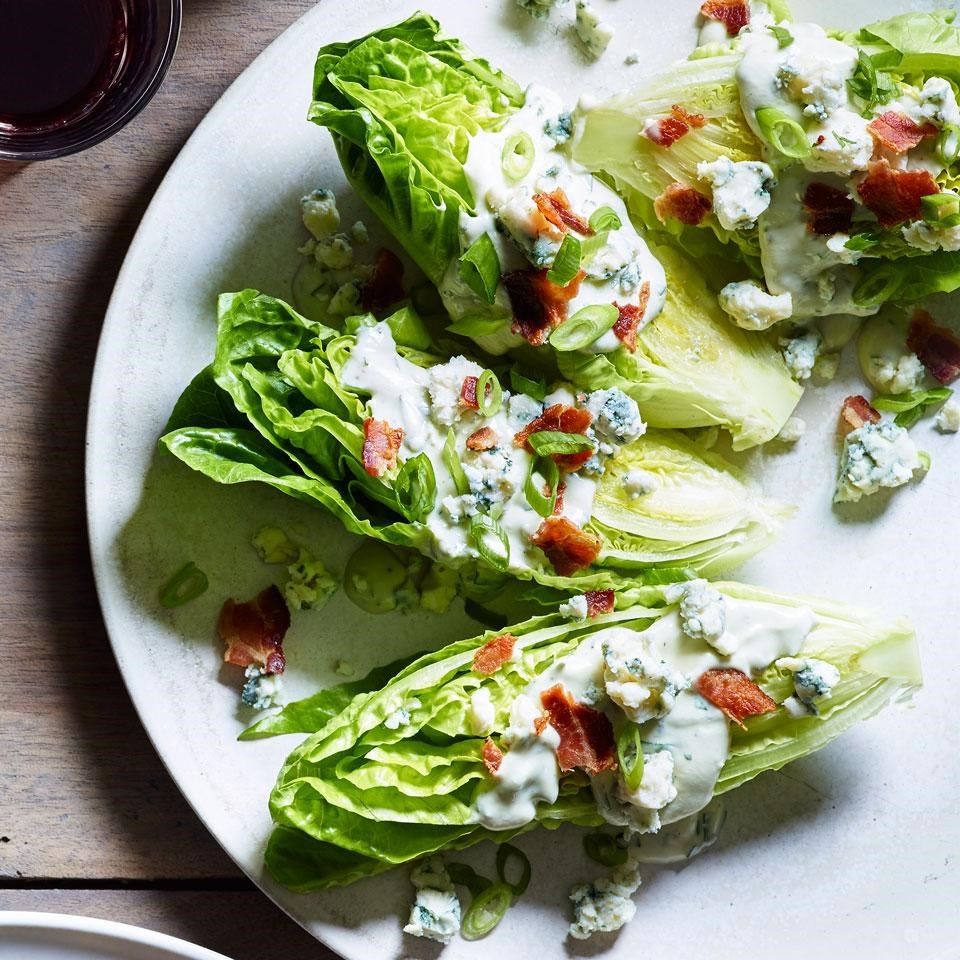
[259,581,919,891]
[160,290,789,594]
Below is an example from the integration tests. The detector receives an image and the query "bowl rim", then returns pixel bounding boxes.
[0,0,183,162]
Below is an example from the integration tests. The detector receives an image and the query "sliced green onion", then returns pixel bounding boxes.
[580,230,610,262]
[394,452,436,522]
[937,125,960,166]
[461,882,513,940]
[918,450,932,472]
[768,25,794,48]
[547,234,582,287]
[852,264,903,307]
[159,562,209,608]
[846,50,895,108]
[501,131,535,181]
[755,107,810,158]
[527,430,595,457]
[476,369,503,417]
[921,192,960,224]
[458,233,501,304]
[469,514,511,572]
[443,428,470,495]
[495,844,531,896]
[874,388,952,428]
[510,369,547,401]
[588,205,622,232]
[524,455,560,517]
[549,303,619,352]
[617,723,645,792]
[583,833,629,867]
[447,315,507,338]
[447,862,493,897]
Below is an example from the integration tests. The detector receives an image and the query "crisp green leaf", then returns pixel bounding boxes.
[459,233,502,304]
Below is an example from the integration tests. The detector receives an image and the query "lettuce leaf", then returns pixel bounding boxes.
[264,584,919,891]
[859,9,960,76]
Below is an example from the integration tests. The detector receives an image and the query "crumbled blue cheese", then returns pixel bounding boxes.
[469,687,496,735]
[544,112,573,144]
[622,468,659,499]
[813,351,840,381]
[835,420,923,503]
[776,656,840,715]
[902,217,960,254]
[403,857,462,944]
[285,549,337,611]
[427,356,484,427]
[301,188,340,239]
[780,331,821,381]
[516,0,566,18]
[678,580,731,655]
[574,1,614,59]
[601,630,689,724]
[568,857,642,940]
[697,157,774,231]
[913,76,960,128]
[866,353,926,396]
[507,392,543,426]
[559,594,589,620]
[384,698,422,730]
[613,749,678,834]
[624,50,640,65]
[776,416,806,443]
[240,666,284,710]
[936,400,960,434]
[585,388,646,445]
[334,659,355,677]
[252,526,300,564]
[805,109,873,175]
[719,280,793,330]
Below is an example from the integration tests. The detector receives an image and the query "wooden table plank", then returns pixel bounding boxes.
[0,890,336,959]
[0,0,314,887]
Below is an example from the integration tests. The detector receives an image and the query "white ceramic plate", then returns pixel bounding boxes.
[86,2,960,958]
[0,913,231,960]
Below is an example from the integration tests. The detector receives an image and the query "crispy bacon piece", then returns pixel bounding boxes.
[460,376,479,410]
[531,516,602,576]
[612,283,651,352]
[644,105,708,148]
[482,738,503,775]
[533,188,594,236]
[839,394,881,435]
[585,590,615,618]
[695,668,777,729]
[803,181,855,236]
[533,714,550,735]
[514,403,595,472]
[857,160,939,228]
[466,426,498,451]
[360,248,405,314]
[654,182,712,226]
[868,112,938,155]
[218,585,290,675]
[504,268,585,346]
[553,481,566,516]
[473,633,518,675]
[540,683,616,774]
[700,0,750,36]
[907,309,960,384]
[361,417,403,477]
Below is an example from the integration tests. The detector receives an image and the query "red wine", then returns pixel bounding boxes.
[0,0,129,133]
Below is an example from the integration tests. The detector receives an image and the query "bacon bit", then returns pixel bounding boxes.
[533,188,594,236]
[840,395,881,435]
[218,585,290,675]
[360,248,404,314]
[473,633,518,675]
[857,160,939,228]
[361,417,403,477]
[654,182,712,226]
[533,714,550,735]
[644,105,708,148]
[466,426,498,451]
[612,283,651,353]
[460,376,479,410]
[505,268,585,346]
[700,0,750,37]
[868,111,938,155]
[482,738,503,775]
[531,516,602,576]
[585,590,615,618]
[907,309,960,384]
[695,668,777,729]
[514,403,595,472]
[553,481,566,515]
[540,683,616,774]
[803,181,855,236]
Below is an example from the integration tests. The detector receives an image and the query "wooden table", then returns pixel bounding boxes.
[0,3,337,955]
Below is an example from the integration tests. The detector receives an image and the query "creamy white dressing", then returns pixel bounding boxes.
[440,85,667,355]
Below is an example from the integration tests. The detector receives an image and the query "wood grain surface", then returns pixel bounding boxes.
[0,2,337,956]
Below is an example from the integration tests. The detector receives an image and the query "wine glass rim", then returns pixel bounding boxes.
[0,0,183,162]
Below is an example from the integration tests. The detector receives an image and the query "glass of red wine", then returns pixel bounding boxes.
[0,0,181,161]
